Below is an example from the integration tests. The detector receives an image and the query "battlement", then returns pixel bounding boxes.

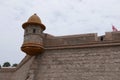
[44,31,120,49]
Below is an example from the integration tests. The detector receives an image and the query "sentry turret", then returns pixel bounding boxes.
[21,14,46,56]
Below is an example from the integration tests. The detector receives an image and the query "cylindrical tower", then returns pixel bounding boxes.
[21,14,46,56]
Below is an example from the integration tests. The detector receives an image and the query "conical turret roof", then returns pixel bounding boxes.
[22,14,46,30]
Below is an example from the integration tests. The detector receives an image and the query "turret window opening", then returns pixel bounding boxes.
[33,29,36,33]
[100,36,104,41]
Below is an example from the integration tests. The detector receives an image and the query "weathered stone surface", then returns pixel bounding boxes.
[1,14,120,80]
[1,32,120,80]
[33,46,120,80]
[1,35,120,80]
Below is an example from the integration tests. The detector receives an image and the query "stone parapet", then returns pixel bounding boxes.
[44,33,98,47]
[44,32,120,49]
[105,31,120,41]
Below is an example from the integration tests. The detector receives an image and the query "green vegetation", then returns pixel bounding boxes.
[2,62,11,67]
[12,63,18,67]
[2,62,18,67]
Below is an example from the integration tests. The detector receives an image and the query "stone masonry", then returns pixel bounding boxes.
[0,14,120,80]
[1,31,120,80]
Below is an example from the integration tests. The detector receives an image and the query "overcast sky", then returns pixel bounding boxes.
[0,0,120,65]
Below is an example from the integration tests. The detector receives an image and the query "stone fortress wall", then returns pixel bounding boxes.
[1,31,120,80]
[44,31,120,48]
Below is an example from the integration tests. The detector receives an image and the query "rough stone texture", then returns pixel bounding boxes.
[34,46,120,80]
[1,31,120,80]
[44,33,98,47]
[0,68,15,80]
[11,56,35,80]
[105,31,120,41]
[24,25,43,44]
[0,56,34,80]
[2,14,120,80]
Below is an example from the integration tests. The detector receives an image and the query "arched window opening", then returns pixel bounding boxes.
[33,29,36,33]
[100,36,104,41]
